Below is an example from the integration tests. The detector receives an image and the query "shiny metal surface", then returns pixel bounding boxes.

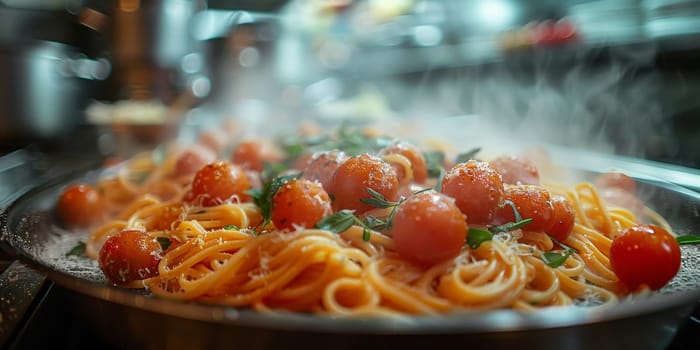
[2,157,700,350]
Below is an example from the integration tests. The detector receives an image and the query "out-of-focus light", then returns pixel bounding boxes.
[412,25,443,46]
[181,53,203,74]
[190,76,211,98]
[476,0,515,30]
[238,47,260,67]
[319,40,352,68]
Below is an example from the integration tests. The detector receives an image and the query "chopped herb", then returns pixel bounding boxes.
[454,147,481,164]
[223,224,240,230]
[677,234,700,245]
[490,218,533,233]
[363,216,388,231]
[157,237,172,250]
[467,227,493,249]
[501,200,524,222]
[360,188,398,209]
[66,241,86,257]
[423,150,445,178]
[247,173,300,230]
[315,209,361,234]
[543,250,573,268]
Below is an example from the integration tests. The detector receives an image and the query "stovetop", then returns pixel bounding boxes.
[1,127,700,350]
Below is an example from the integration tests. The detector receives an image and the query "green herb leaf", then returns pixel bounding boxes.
[362,227,372,242]
[490,218,533,233]
[423,150,445,178]
[467,227,493,249]
[315,209,357,233]
[66,241,86,257]
[157,237,172,250]
[542,250,573,268]
[223,224,240,230]
[454,147,482,164]
[360,188,398,209]
[677,234,700,245]
[363,216,388,231]
[500,200,524,222]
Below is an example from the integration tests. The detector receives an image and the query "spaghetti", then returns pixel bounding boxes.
[61,128,678,317]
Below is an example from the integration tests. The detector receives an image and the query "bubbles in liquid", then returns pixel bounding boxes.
[37,226,105,283]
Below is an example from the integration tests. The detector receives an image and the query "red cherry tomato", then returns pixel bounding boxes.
[330,154,399,214]
[610,224,681,291]
[390,191,467,266]
[231,140,283,172]
[440,160,505,225]
[272,179,332,230]
[494,185,554,232]
[379,142,428,184]
[189,161,250,206]
[56,184,105,227]
[489,155,540,185]
[301,150,348,192]
[547,195,575,243]
[98,229,163,284]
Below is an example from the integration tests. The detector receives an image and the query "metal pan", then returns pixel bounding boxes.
[2,157,700,350]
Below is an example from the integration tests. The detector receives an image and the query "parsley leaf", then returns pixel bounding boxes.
[247,173,300,229]
[542,250,573,268]
[66,241,86,257]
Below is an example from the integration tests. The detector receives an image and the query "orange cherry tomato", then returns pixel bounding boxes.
[547,195,575,243]
[56,184,105,227]
[330,154,399,214]
[390,191,467,266]
[189,161,250,206]
[231,140,283,172]
[595,171,637,194]
[494,185,554,232]
[301,150,348,192]
[379,141,428,184]
[440,160,505,225]
[272,179,332,230]
[98,229,162,284]
[610,224,681,291]
[174,145,217,177]
[489,155,540,185]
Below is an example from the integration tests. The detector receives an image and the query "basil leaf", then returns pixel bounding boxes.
[157,237,172,250]
[467,227,493,249]
[66,241,86,257]
[490,218,533,233]
[315,210,357,233]
[677,235,700,245]
[542,251,572,268]
[424,150,445,178]
[249,173,300,228]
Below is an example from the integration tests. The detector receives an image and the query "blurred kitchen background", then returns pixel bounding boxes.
[1,0,700,184]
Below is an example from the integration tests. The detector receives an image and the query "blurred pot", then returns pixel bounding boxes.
[0,40,110,146]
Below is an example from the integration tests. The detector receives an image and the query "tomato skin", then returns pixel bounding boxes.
[379,142,428,184]
[174,145,217,177]
[301,150,348,192]
[494,185,554,232]
[189,161,250,206]
[231,140,283,172]
[271,179,332,230]
[330,154,399,214]
[98,229,162,284]
[595,171,637,194]
[390,191,467,266]
[547,196,575,243]
[610,224,681,291]
[489,155,540,185]
[440,160,505,225]
[56,184,105,227]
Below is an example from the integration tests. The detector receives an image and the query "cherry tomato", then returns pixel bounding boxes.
[301,150,348,192]
[189,161,250,206]
[489,155,540,185]
[330,154,399,214]
[494,185,554,232]
[198,128,228,153]
[379,142,428,184]
[98,229,163,284]
[390,191,467,266]
[610,224,681,291]
[231,140,283,172]
[595,171,637,194]
[547,196,575,243]
[174,145,217,177]
[440,160,505,225]
[272,179,332,230]
[56,184,105,227]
